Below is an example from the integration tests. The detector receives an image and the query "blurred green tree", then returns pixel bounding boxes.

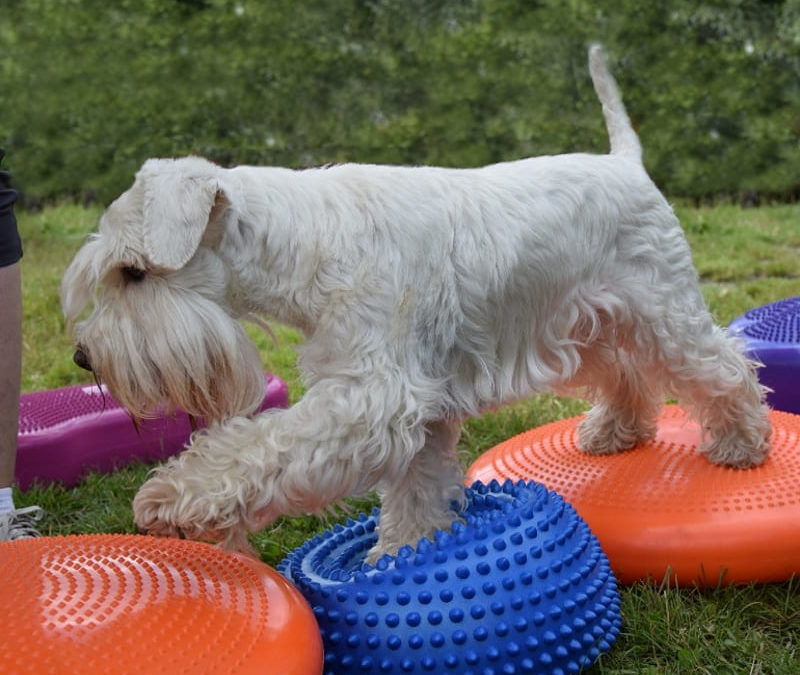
[1,0,797,203]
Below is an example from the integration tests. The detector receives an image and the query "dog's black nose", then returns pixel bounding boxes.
[73,348,92,372]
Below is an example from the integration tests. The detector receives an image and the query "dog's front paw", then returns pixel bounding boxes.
[363,519,467,566]
[365,509,466,566]
[132,469,183,538]
[132,461,256,556]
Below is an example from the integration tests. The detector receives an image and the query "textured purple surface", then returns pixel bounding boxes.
[729,297,800,414]
[16,373,288,490]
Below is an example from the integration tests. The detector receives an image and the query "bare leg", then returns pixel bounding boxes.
[0,262,22,488]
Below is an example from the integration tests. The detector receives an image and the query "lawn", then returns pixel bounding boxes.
[13,201,800,673]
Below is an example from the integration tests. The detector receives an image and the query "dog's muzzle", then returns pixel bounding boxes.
[73,347,92,372]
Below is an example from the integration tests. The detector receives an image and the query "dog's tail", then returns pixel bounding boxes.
[588,44,642,162]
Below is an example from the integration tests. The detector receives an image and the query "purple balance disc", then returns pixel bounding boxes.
[729,296,800,414]
[16,373,288,490]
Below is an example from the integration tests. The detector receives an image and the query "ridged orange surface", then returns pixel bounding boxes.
[0,535,322,675]
[467,405,800,586]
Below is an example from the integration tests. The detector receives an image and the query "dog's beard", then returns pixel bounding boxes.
[74,282,265,424]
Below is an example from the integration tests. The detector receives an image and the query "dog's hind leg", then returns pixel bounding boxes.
[576,346,663,455]
[368,418,466,563]
[655,313,771,467]
[552,287,663,455]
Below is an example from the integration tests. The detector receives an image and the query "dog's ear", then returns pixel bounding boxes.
[139,158,229,270]
[61,234,103,324]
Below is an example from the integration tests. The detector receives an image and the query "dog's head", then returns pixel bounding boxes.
[61,157,265,423]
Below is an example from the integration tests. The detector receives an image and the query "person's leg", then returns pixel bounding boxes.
[0,149,40,539]
[0,261,22,488]
[0,260,42,540]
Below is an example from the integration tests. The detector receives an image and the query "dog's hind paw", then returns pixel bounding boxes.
[577,405,657,455]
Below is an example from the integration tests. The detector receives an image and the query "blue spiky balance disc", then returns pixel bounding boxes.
[279,479,621,675]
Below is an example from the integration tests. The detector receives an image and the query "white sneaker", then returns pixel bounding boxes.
[0,506,44,541]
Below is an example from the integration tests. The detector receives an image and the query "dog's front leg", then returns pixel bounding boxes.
[132,376,432,553]
[368,418,466,563]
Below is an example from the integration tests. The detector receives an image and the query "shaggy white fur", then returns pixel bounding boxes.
[61,45,771,560]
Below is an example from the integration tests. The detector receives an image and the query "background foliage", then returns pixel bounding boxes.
[2,0,799,205]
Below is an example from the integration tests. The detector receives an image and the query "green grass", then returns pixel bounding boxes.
[14,202,800,673]
[677,203,800,325]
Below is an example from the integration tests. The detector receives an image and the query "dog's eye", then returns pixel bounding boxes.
[122,266,146,283]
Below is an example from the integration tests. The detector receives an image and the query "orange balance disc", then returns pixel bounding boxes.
[467,405,800,586]
[0,534,322,675]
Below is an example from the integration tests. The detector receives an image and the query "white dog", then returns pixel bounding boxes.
[61,46,771,560]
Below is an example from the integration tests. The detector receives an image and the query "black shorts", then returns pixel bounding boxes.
[0,150,22,268]
[0,209,22,268]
